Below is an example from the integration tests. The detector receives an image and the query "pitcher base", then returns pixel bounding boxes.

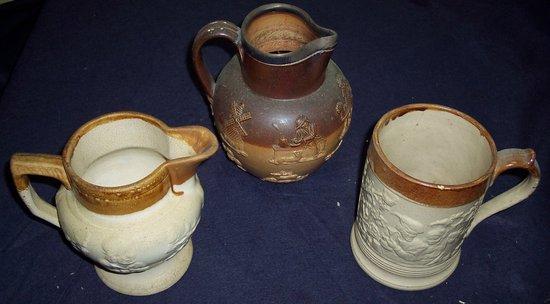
[350,225,459,291]
[95,239,193,296]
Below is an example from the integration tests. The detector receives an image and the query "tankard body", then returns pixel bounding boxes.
[351,104,540,290]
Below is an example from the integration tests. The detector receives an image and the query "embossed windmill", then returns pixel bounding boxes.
[222,101,252,156]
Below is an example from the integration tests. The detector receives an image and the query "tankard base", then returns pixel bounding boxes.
[95,239,193,296]
[350,225,460,291]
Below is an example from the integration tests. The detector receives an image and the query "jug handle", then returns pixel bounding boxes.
[10,153,71,227]
[192,20,241,104]
[466,148,540,236]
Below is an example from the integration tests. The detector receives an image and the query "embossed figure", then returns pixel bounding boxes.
[287,115,316,147]
[356,164,481,267]
[262,169,307,183]
[270,115,326,165]
[222,101,252,156]
[165,219,199,261]
[104,254,142,273]
[102,241,146,273]
[223,143,245,169]
[336,75,352,140]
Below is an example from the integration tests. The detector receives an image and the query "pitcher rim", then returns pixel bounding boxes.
[240,3,338,65]
[60,111,218,215]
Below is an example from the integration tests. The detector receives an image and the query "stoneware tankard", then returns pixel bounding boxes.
[192,3,352,182]
[350,103,541,290]
[10,112,218,295]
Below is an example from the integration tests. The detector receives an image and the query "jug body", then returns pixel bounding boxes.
[57,175,203,296]
[213,56,351,182]
[193,3,352,182]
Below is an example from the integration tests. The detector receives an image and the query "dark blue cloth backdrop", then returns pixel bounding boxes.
[0,0,548,303]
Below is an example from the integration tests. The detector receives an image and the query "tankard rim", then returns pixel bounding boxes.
[369,103,498,207]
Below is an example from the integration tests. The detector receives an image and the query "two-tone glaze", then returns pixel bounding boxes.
[192,3,352,182]
[351,104,541,290]
[10,112,218,295]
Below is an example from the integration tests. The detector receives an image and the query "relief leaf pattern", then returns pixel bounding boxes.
[356,163,481,266]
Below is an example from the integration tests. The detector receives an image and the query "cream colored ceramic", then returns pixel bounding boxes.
[351,104,540,290]
[10,112,218,296]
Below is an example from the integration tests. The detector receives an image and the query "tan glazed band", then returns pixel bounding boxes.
[61,112,219,215]
[368,104,497,208]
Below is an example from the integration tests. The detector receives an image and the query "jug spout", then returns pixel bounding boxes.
[240,3,337,99]
[165,126,219,187]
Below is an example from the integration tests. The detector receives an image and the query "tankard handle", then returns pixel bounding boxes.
[192,20,241,104]
[10,153,71,227]
[467,148,540,236]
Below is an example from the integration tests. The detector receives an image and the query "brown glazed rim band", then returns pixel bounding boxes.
[368,103,498,207]
[240,3,337,65]
[62,111,218,215]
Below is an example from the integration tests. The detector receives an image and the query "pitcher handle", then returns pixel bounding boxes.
[466,148,540,236]
[10,153,71,227]
[192,20,241,104]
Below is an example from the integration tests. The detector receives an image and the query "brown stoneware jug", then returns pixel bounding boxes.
[192,3,352,182]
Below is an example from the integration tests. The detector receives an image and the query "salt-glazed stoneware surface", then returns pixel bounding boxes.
[351,103,541,290]
[10,112,218,296]
[192,3,352,182]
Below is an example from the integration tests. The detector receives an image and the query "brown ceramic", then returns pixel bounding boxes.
[192,3,353,182]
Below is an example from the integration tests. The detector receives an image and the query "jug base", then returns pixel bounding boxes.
[95,239,193,296]
[350,225,460,291]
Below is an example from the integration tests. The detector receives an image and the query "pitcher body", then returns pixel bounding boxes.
[193,3,352,182]
[10,112,218,295]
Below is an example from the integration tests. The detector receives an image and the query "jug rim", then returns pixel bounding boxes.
[60,111,218,215]
[240,3,337,65]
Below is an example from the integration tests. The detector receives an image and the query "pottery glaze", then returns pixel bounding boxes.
[192,3,352,182]
[351,104,541,290]
[10,112,218,295]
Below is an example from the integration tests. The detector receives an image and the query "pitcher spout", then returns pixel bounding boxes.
[165,126,219,189]
[240,3,338,99]
[241,3,337,64]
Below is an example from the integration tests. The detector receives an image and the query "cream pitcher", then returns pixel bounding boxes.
[10,112,218,295]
